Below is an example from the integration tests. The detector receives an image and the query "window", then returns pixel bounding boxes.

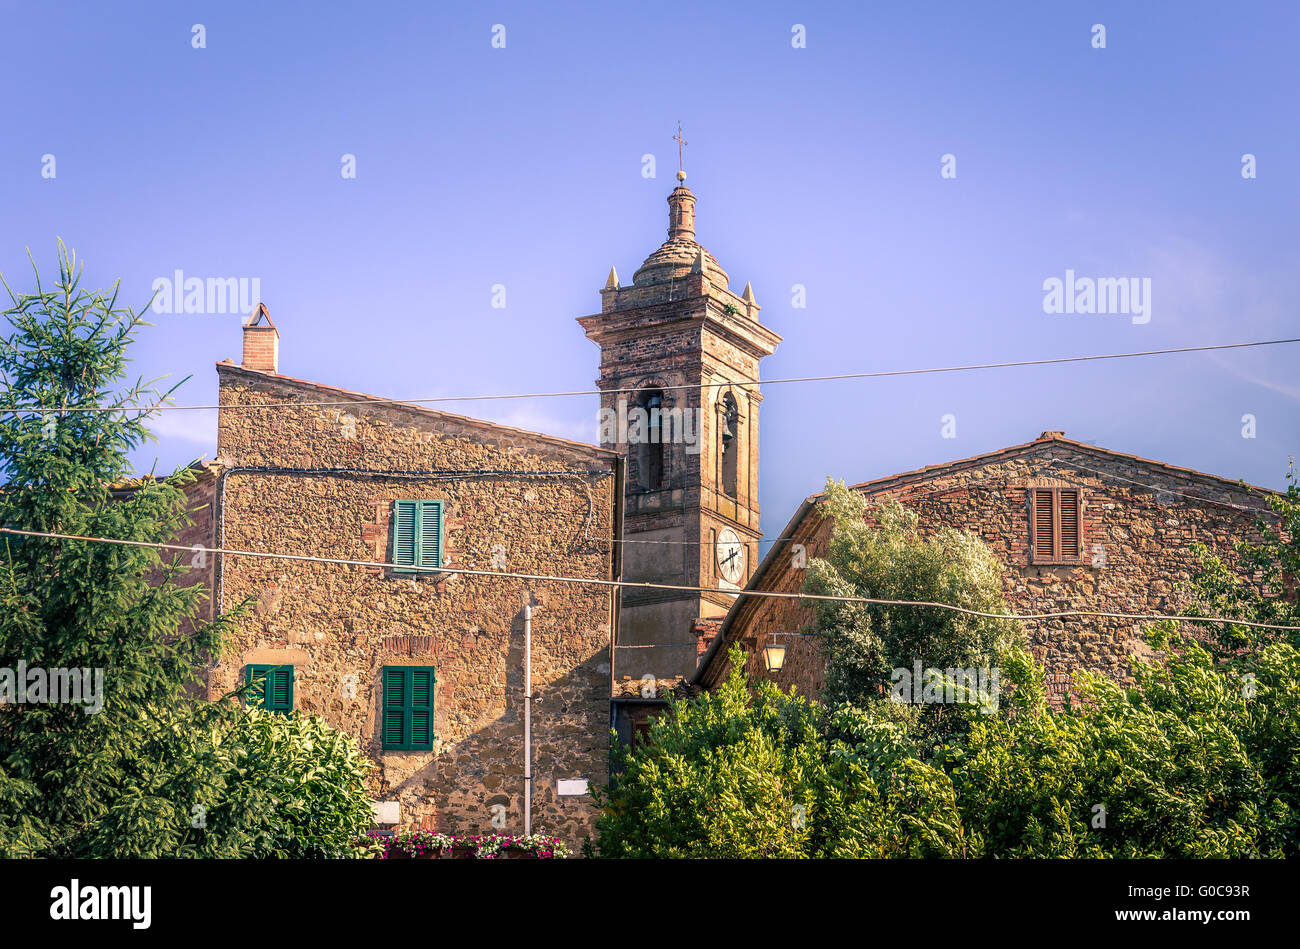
[391,500,443,570]
[246,664,294,714]
[632,719,654,749]
[635,390,664,491]
[1029,487,1083,563]
[382,666,436,751]
[719,393,739,498]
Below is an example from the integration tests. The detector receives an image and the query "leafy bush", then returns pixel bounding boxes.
[0,246,375,858]
[592,471,1300,858]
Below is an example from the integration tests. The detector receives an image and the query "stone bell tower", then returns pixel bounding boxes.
[577,178,781,679]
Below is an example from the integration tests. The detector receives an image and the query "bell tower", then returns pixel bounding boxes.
[578,178,781,679]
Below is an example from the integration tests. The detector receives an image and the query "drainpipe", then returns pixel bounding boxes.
[523,600,532,837]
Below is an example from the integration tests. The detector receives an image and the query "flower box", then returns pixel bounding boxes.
[374,830,569,859]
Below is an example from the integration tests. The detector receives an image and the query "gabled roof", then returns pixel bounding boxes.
[693,431,1279,687]
[842,431,1277,501]
[216,361,618,463]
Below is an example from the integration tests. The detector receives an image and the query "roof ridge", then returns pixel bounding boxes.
[840,435,1275,498]
[215,362,617,459]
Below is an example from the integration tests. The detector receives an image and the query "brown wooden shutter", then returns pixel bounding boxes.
[1033,489,1056,560]
[1059,490,1080,558]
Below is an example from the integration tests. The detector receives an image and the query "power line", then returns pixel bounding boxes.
[3,337,1297,414]
[3,526,1296,631]
[441,453,1275,550]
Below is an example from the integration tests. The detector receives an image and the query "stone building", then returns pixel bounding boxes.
[161,176,1282,841]
[579,179,1278,735]
[578,182,780,683]
[694,430,1279,700]
[191,307,623,846]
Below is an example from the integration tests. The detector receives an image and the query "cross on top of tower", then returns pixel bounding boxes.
[673,121,687,182]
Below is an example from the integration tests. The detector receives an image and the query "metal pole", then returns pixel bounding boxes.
[523,601,532,837]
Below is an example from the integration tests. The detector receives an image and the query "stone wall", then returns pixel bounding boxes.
[172,464,218,627]
[206,363,619,848]
[710,439,1276,704]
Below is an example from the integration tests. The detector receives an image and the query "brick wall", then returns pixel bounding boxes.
[241,325,278,373]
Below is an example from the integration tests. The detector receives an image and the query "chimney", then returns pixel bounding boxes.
[242,303,279,373]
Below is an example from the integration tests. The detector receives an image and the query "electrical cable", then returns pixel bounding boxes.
[3,337,1295,414]
[3,526,1296,632]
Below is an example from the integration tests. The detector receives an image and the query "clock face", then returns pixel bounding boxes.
[716,528,745,585]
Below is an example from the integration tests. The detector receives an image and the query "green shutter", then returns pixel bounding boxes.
[269,667,293,712]
[382,666,436,751]
[247,664,294,715]
[246,665,265,706]
[419,501,442,569]
[392,500,442,570]
[410,669,435,746]
[381,667,406,747]
[392,500,418,567]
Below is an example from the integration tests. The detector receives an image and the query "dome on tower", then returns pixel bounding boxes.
[631,185,730,288]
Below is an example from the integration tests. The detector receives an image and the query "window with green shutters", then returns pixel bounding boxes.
[382,666,436,751]
[246,664,294,714]
[391,500,444,570]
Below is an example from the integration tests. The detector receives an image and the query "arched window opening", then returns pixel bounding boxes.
[720,393,739,498]
[636,390,664,491]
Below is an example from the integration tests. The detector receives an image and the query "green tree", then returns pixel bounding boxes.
[0,244,373,857]
[591,650,823,858]
[591,645,970,858]
[1183,463,1300,657]
[946,625,1297,857]
[592,470,1300,859]
[804,480,1025,722]
[945,468,1300,857]
[80,705,377,858]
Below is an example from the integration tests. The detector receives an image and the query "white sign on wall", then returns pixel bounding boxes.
[556,779,589,796]
[373,801,401,824]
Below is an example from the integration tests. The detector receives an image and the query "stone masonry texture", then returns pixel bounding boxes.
[702,436,1279,704]
[201,362,620,849]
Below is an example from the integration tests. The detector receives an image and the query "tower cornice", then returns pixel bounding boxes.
[578,301,781,363]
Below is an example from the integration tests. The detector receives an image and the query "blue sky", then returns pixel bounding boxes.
[3,0,1297,543]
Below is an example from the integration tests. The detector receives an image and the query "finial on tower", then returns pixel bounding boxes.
[604,266,620,290]
[673,121,688,183]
